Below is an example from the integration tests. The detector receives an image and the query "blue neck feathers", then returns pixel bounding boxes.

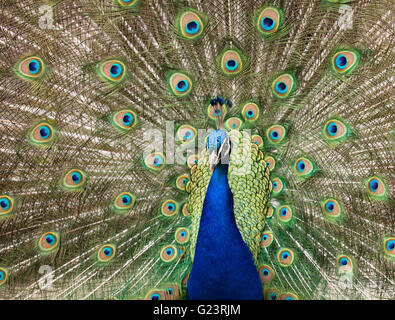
[187,164,263,300]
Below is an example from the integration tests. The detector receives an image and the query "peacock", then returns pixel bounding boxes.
[0,0,394,300]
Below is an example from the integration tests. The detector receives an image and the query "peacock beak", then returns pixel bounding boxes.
[209,149,220,173]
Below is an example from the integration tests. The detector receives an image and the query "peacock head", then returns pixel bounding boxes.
[207,129,231,173]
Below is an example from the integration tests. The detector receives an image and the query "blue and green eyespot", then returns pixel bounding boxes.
[331,49,360,75]
[38,232,60,253]
[0,196,15,217]
[177,9,206,40]
[62,169,87,190]
[256,6,283,36]
[97,244,116,262]
[167,71,193,97]
[15,56,46,80]
[110,109,137,131]
[97,59,127,84]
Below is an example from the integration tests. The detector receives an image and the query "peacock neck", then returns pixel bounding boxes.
[187,164,263,300]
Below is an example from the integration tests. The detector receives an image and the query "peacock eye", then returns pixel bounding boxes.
[0,196,14,216]
[365,176,388,200]
[272,73,296,98]
[62,169,87,190]
[144,152,166,172]
[16,56,46,80]
[0,268,8,286]
[260,231,273,248]
[39,232,60,253]
[175,227,190,244]
[98,59,126,83]
[337,255,353,273]
[266,125,286,144]
[259,265,275,284]
[225,117,243,131]
[294,157,316,178]
[176,174,190,191]
[278,248,294,266]
[323,118,348,142]
[331,49,360,75]
[241,102,260,121]
[161,200,178,217]
[110,109,137,131]
[277,205,293,223]
[160,245,177,262]
[177,125,197,143]
[264,156,276,171]
[271,177,284,195]
[28,122,55,146]
[256,6,282,35]
[219,49,244,76]
[168,72,193,97]
[113,192,135,212]
[97,244,116,262]
[116,0,139,7]
[383,238,395,257]
[178,10,205,39]
[321,198,343,220]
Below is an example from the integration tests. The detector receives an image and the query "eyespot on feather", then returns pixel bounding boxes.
[264,156,276,171]
[28,122,55,146]
[15,56,46,80]
[175,227,190,244]
[219,49,244,76]
[266,125,287,144]
[0,196,15,217]
[0,268,8,286]
[38,232,59,253]
[331,49,360,75]
[175,174,190,191]
[145,289,166,300]
[113,192,135,212]
[277,248,294,267]
[322,118,349,142]
[160,245,177,262]
[266,206,274,219]
[167,72,193,97]
[293,157,316,178]
[97,244,116,262]
[277,205,293,223]
[241,102,259,121]
[271,73,296,99]
[144,152,165,172]
[336,255,353,274]
[110,109,137,131]
[251,135,264,148]
[177,125,197,143]
[62,169,87,190]
[182,203,190,217]
[98,59,126,83]
[383,237,395,258]
[256,6,283,35]
[187,154,199,168]
[177,9,206,40]
[225,117,243,131]
[365,176,388,200]
[265,288,280,300]
[271,177,285,195]
[261,231,274,248]
[161,200,178,217]
[258,265,275,284]
[207,103,227,120]
[279,292,298,300]
[321,198,343,221]
[115,0,139,8]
